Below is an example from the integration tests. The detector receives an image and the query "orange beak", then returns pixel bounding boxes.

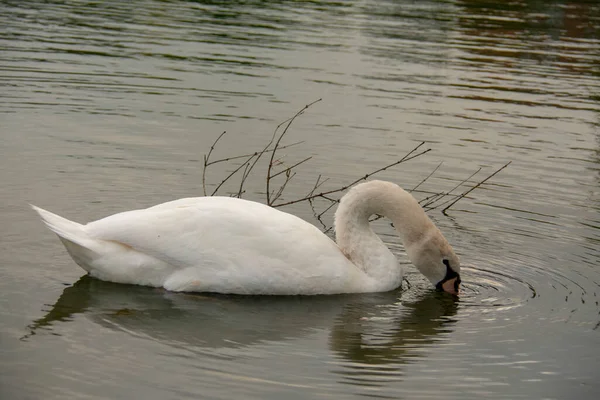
[441,277,460,295]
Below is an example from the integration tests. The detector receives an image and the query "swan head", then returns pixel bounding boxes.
[406,233,461,295]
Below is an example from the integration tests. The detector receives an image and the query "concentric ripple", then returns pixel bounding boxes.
[458,265,537,311]
[455,251,600,330]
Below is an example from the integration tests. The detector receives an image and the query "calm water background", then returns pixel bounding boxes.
[1,0,599,398]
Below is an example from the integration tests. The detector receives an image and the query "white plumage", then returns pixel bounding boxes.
[32,180,461,295]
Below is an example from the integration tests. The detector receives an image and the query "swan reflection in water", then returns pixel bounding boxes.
[25,276,458,368]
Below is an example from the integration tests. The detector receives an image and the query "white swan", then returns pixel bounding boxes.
[32,180,461,295]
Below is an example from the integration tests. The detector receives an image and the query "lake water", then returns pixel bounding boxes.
[1,0,599,398]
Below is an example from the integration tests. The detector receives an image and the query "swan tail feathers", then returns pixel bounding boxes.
[31,205,86,243]
[31,205,97,271]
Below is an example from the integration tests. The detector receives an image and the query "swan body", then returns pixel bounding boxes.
[32,180,461,295]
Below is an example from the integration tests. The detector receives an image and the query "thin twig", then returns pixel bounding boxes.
[314,200,338,231]
[269,157,313,204]
[321,195,338,203]
[272,170,297,204]
[420,192,445,208]
[307,175,329,198]
[441,161,512,214]
[308,198,327,231]
[266,99,322,205]
[413,188,461,198]
[202,131,226,196]
[317,199,338,219]
[425,169,482,211]
[411,161,443,193]
[307,198,336,234]
[271,142,431,208]
[206,141,304,167]
[210,153,257,196]
[270,156,313,179]
[226,103,318,200]
[422,167,481,209]
[202,99,321,200]
[199,102,508,234]
[235,163,253,198]
[237,143,275,195]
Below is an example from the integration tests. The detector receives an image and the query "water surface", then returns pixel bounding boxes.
[1,1,599,399]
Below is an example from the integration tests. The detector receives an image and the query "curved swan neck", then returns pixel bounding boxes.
[336,181,434,244]
[334,181,436,285]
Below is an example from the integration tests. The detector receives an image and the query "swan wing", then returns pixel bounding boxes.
[85,197,362,294]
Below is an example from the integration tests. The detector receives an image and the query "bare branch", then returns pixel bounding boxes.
[207,101,320,200]
[206,141,304,167]
[199,102,510,234]
[308,198,328,231]
[271,142,431,208]
[411,161,443,193]
[420,192,445,208]
[422,167,481,209]
[316,200,337,228]
[235,162,253,198]
[272,171,297,204]
[317,200,338,218]
[441,161,512,214]
[307,175,330,198]
[266,99,322,205]
[202,131,226,196]
[270,156,313,179]
[210,153,257,196]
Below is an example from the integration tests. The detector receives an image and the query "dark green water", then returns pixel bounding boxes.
[1,1,599,399]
